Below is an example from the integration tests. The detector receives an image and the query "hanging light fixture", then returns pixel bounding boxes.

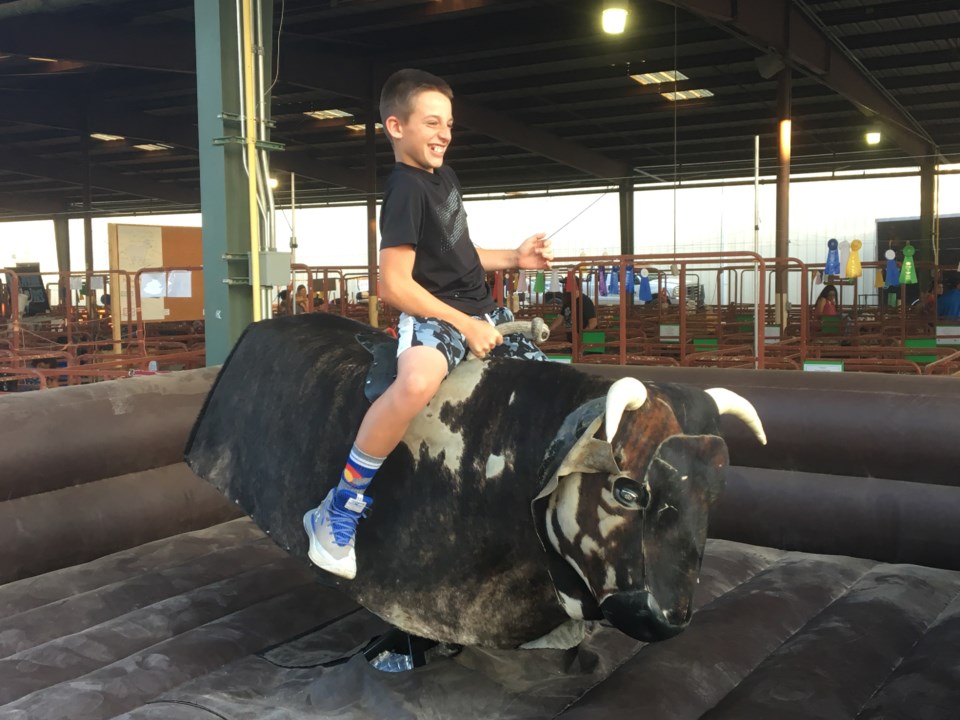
[865,130,881,145]
[602,0,629,34]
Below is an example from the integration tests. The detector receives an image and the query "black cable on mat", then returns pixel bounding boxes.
[142,699,233,720]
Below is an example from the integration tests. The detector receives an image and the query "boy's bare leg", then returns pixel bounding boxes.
[354,344,449,457]
[303,344,448,579]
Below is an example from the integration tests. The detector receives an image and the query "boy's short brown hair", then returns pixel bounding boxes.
[379,68,453,126]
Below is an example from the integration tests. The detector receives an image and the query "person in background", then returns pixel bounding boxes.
[937,276,960,318]
[815,284,839,318]
[17,287,30,318]
[274,289,291,317]
[549,282,598,341]
[295,284,310,314]
[32,357,60,389]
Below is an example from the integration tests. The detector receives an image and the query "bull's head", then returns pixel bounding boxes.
[534,378,765,643]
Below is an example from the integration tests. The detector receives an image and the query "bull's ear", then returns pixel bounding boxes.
[534,415,620,505]
[705,388,767,445]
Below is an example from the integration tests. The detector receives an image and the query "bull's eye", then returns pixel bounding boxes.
[613,476,650,510]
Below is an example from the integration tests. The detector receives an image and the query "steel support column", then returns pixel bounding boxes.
[53,215,70,310]
[366,103,378,328]
[619,179,635,256]
[919,157,935,290]
[194,0,272,365]
[775,68,791,329]
[81,130,94,316]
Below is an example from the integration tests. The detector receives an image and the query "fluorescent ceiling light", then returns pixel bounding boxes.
[90,133,125,141]
[345,122,383,132]
[304,109,353,120]
[28,57,58,63]
[132,143,173,151]
[602,1,628,34]
[662,89,714,101]
[631,70,688,85]
[865,131,881,145]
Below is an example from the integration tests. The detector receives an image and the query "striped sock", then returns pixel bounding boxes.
[337,445,385,494]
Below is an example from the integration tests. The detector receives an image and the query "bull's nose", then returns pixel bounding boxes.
[600,591,686,642]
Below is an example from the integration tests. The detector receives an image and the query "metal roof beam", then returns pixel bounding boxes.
[0,145,198,205]
[0,0,131,21]
[0,16,194,72]
[452,98,630,181]
[0,14,626,183]
[0,94,369,191]
[0,191,65,214]
[279,48,631,182]
[658,0,937,159]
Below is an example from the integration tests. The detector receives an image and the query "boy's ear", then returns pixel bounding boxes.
[384,115,403,141]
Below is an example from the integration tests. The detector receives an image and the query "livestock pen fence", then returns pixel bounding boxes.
[284,254,960,376]
[1,267,205,392]
[5,252,960,392]
[500,253,960,375]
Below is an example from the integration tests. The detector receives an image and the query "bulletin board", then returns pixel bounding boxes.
[108,223,204,323]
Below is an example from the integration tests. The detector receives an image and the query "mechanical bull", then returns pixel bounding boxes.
[186,313,766,649]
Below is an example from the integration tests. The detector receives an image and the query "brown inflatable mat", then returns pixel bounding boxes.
[2,519,958,720]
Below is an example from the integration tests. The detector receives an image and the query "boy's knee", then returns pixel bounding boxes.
[394,366,444,405]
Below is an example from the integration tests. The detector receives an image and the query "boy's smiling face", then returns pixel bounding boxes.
[386,89,452,173]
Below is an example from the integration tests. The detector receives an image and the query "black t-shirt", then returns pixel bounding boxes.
[562,293,597,330]
[379,163,493,316]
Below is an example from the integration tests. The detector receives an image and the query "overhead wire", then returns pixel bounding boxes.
[267,0,285,95]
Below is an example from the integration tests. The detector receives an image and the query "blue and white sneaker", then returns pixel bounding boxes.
[303,488,372,579]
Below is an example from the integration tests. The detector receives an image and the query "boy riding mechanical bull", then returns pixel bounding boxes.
[186,69,767,650]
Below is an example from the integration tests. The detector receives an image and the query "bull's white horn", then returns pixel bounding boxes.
[605,377,648,442]
[705,388,767,445]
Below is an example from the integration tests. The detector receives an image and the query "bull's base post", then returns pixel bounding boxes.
[363,628,442,669]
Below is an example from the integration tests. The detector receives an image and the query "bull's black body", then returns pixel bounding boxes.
[186,313,735,648]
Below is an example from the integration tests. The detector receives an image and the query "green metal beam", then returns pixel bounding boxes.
[194,0,272,364]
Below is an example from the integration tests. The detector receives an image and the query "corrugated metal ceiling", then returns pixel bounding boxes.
[0,0,955,220]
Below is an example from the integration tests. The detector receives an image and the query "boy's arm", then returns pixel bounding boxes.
[379,246,503,357]
[476,233,553,271]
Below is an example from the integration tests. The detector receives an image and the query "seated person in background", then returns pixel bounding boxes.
[18,288,31,318]
[295,284,310,314]
[815,284,839,318]
[549,284,598,341]
[658,286,671,307]
[274,289,291,317]
[32,357,60,388]
[938,276,960,318]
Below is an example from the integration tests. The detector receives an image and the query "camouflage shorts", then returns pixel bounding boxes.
[396,306,548,374]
